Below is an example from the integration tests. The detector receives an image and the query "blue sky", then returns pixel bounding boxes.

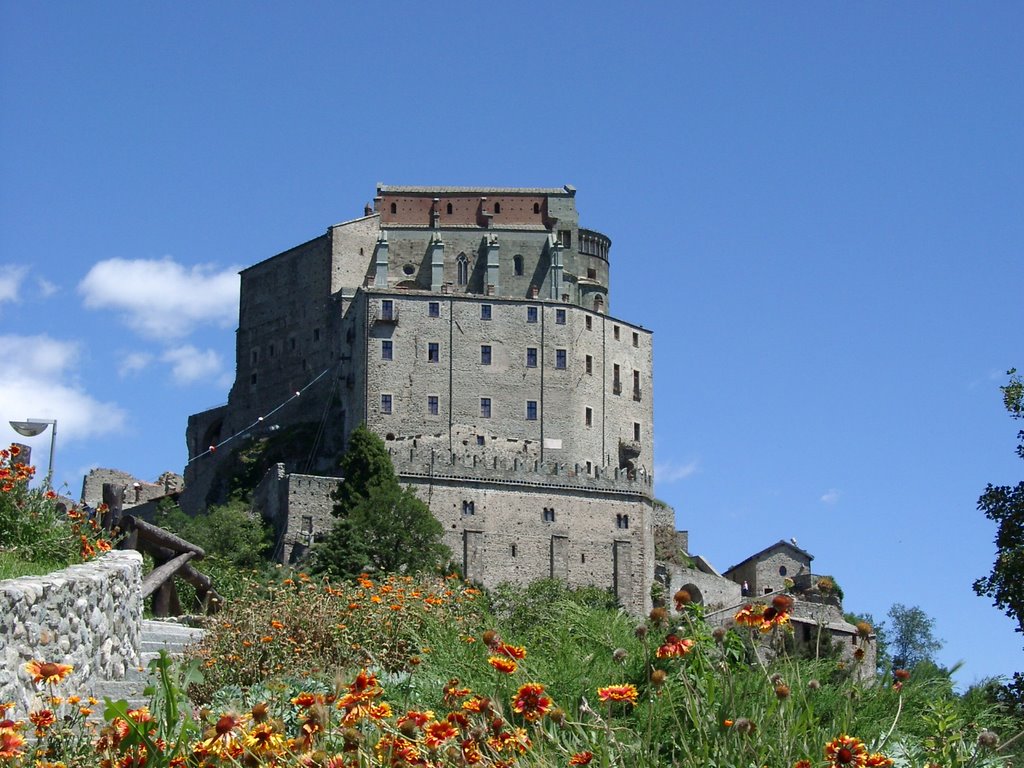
[2,3,1021,687]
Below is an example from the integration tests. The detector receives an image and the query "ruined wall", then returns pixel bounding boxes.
[657,562,742,613]
[0,551,142,711]
[81,468,183,507]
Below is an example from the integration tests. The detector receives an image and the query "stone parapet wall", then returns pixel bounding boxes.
[0,551,143,710]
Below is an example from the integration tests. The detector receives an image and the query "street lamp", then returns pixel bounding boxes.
[9,418,57,487]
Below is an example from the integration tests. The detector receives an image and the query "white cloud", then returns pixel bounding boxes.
[820,488,841,505]
[161,345,225,385]
[37,277,59,297]
[119,351,154,377]
[0,334,127,442]
[78,257,240,340]
[0,266,28,305]
[655,459,700,483]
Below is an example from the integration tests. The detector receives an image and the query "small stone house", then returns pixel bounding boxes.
[723,539,813,596]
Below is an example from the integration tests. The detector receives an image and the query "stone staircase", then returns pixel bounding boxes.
[86,619,205,710]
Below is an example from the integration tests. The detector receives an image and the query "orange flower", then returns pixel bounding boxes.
[488,656,517,674]
[29,709,55,734]
[597,684,638,705]
[0,728,26,759]
[656,634,696,658]
[569,751,594,766]
[25,660,73,686]
[510,683,552,722]
[794,761,812,768]
[244,722,284,754]
[825,735,868,768]
[865,754,894,767]
[424,721,458,749]
[496,643,527,660]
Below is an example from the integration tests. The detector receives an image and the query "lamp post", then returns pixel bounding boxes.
[9,418,57,488]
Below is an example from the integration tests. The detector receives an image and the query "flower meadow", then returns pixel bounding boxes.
[1,447,1020,767]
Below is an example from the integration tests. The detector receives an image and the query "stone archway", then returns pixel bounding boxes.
[680,583,704,606]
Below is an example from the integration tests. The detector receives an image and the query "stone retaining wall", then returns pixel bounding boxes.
[0,550,143,710]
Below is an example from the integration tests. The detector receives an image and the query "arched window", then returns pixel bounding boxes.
[390,202,397,214]
[493,202,501,214]
[533,202,540,214]
[457,253,469,286]
[446,202,453,215]
[513,255,524,276]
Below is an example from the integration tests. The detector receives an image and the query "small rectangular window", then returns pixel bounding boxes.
[613,325,620,341]
[476,435,485,446]
[381,299,394,321]
[526,306,538,323]
[585,355,593,375]
[585,316,592,331]
[462,500,475,516]
[587,267,597,280]
[633,422,641,441]
[251,349,259,365]
[269,343,275,357]
[480,398,491,418]
[526,347,538,368]
[481,345,492,365]
[555,349,566,369]
[586,461,592,474]
[313,328,321,342]
[381,340,393,361]
[250,372,257,385]
[428,395,439,415]
[585,407,593,427]
[543,507,555,522]
[481,304,492,320]
[381,394,392,414]
[526,400,537,420]
[290,337,296,350]
[616,514,630,529]
[558,229,571,248]
[428,342,439,363]
[556,308,566,325]
[632,331,639,347]
[428,302,440,318]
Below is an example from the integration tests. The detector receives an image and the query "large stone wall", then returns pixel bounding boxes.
[0,551,142,711]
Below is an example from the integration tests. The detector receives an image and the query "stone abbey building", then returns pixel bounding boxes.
[183,185,659,613]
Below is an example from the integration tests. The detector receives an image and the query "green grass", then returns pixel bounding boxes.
[0,549,66,580]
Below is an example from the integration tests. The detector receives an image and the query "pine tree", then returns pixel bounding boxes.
[312,424,449,578]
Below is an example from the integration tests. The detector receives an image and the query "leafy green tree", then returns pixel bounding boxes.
[887,603,942,670]
[973,367,1024,712]
[313,425,449,578]
[156,499,270,568]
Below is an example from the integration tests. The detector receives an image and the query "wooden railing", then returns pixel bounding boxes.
[100,482,222,618]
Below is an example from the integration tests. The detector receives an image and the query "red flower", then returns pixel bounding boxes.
[825,735,868,768]
[596,684,638,705]
[655,634,695,658]
[510,683,552,722]
[569,751,594,765]
[488,656,517,674]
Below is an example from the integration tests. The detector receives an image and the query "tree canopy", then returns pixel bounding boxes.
[312,424,450,579]
[887,603,942,670]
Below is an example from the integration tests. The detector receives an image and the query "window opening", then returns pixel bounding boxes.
[514,255,524,276]
[462,500,475,516]
[457,254,469,286]
[428,395,439,415]
[481,304,492,320]
[526,306,537,323]
[585,316,592,330]
[481,345,492,365]
[493,202,501,214]
[429,301,440,317]
[446,202,453,215]
[381,340,393,360]
[480,398,491,418]
[585,355,592,375]
[526,400,537,420]
[543,507,555,522]
[585,407,593,427]
[390,202,397,214]
[633,422,641,441]
[428,342,439,363]
[526,348,538,368]
[555,349,566,369]
[381,394,392,414]
[556,308,566,324]
[632,331,639,347]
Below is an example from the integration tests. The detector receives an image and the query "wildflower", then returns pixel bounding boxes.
[866,754,894,767]
[649,606,668,625]
[597,684,638,705]
[482,630,500,647]
[397,710,434,730]
[511,683,552,722]
[250,702,270,723]
[977,730,999,749]
[723,719,734,727]
[775,684,791,699]
[0,727,26,758]
[270,620,284,630]
[488,656,517,674]
[733,717,756,734]
[244,722,285,754]
[25,660,74,686]
[794,761,812,768]
[462,696,490,713]
[808,679,821,690]
[569,751,595,765]
[656,634,695,658]
[825,735,868,768]
[853,648,865,661]
[29,709,55,736]
[634,623,648,639]
[674,589,692,608]
[856,621,873,638]
[712,626,727,643]
[893,669,911,681]
[496,643,526,660]
[612,647,628,662]
[424,721,458,749]
[650,669,668,687]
